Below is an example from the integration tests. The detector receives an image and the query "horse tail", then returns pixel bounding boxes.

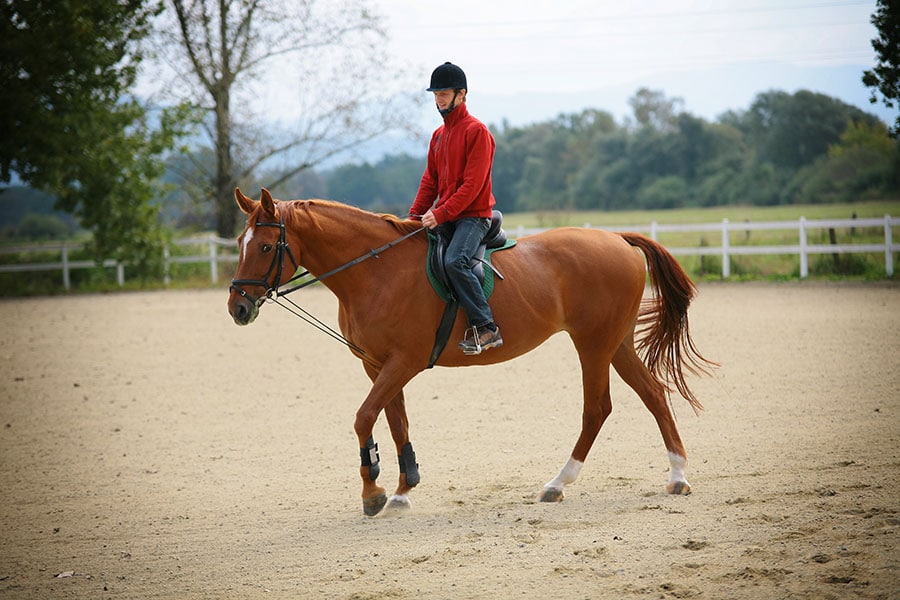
[620,232,717,412]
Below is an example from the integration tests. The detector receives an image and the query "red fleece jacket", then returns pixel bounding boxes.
[409,102,496,225]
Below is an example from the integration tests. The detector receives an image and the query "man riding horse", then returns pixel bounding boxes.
[409,62,503,356]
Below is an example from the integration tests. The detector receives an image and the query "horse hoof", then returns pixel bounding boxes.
[379,494,412,516]
[666,481,692,495]
[363,492,388,516]
[538,487,564,502]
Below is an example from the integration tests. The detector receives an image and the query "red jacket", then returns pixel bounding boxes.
[409,102,496,225]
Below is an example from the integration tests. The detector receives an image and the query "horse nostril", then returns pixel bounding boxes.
[230,301,248,324]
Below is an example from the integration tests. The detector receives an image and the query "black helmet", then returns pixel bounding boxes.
[426,62,467,91]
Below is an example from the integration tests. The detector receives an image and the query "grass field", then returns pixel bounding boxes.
[502,200,900,280]
[500,199,900,229]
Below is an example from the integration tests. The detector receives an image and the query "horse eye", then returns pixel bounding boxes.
[261,243,274,253]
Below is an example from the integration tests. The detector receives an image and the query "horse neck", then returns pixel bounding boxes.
[283,200,420,297]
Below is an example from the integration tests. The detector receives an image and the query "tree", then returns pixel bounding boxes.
[1,0,191,276]
[862,0,900,134]
[788,120,899,203]
[153,0,418,237]
[628,88,684,133]
[740,90,877,169]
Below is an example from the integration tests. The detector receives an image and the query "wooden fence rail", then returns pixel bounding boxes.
[0,215,896,290]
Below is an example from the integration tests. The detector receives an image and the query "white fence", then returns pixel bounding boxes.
[0,215,896,289]
[514,214,897,279]
[0,236,238,290]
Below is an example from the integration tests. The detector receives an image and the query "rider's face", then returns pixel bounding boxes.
[433,89,465,112]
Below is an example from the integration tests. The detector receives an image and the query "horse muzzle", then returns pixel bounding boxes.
[228,288,261,326]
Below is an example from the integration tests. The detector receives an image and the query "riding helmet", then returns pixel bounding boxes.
[426,62,467,91]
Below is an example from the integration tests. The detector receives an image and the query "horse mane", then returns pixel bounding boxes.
[282,199,423,236]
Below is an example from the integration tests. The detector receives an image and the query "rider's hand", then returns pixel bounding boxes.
[421,210,438,230]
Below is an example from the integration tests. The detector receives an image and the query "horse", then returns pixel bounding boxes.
[227,188,715,516]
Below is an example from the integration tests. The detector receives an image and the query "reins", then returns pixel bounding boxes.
[230,218,425,362]
[276,225,425,297]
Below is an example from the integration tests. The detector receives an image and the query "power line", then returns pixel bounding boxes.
[391,0,874,31]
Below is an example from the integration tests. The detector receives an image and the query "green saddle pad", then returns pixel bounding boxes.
[426,232,516,302]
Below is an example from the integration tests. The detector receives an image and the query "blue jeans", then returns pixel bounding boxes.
[441,217,494,328]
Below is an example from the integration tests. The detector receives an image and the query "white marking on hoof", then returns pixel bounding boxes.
[540,457,583,502]
[379,494,412,517]
[667,452,691,495]
[544,457,583,490]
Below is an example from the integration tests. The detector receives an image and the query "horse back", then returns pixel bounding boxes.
[465,227,647,357]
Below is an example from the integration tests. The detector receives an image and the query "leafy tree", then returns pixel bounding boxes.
[740,90,877,169]
[322,153,422,215]
[863,0,900,134]
[17,213,74,240]
[788,120,899,203]
[1,0,191,276]
[693,123,747,206]
[570,129,629,210]
[491,122,534,213]
[636,175,690,210]
[515,123,577,212]
[154,0,418,237]
[628,88,684,133]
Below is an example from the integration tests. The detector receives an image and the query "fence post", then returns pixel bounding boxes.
[163,245,171,286]
[886,214,894,277]
[721,219,731,278]
[208,235,218,284]
[116,263,124,286]
[62,242,71,290]
[799,217,808,278]
[650,220,658,241]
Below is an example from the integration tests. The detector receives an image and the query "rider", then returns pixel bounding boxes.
[409,62,503,355]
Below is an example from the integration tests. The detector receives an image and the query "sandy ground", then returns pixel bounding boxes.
[1,282,898,599]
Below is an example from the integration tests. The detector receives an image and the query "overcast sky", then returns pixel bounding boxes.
[374,0,890,127]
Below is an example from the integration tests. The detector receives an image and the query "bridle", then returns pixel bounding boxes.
[229,216,424,359]
[229,218,299,307]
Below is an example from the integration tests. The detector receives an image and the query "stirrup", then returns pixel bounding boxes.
[460,326,483,355]
[459,325,502,356]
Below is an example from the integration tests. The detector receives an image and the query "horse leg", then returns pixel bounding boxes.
[612,331,692,495]
[355,361,419,516]
[381,390,420,512]
[540,347,613,502]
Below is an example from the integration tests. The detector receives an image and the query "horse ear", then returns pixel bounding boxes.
[234,188,256,215]
[260,188,277,217]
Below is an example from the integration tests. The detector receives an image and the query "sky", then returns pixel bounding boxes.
[372,0,892,128]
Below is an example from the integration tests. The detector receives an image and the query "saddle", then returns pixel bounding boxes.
[425,211,516,367]
[426,211,513,302]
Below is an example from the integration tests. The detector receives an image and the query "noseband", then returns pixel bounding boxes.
[230,219,299,306]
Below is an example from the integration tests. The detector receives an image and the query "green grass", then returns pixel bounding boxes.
[500,199,900,229]
[501,200,900,281]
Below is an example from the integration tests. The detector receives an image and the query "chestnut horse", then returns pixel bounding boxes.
[227,188,714,516]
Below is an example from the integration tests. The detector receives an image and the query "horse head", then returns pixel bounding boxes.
[227,187,298,325]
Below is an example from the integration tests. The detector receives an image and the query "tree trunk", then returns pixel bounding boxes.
[214,89,236,238]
